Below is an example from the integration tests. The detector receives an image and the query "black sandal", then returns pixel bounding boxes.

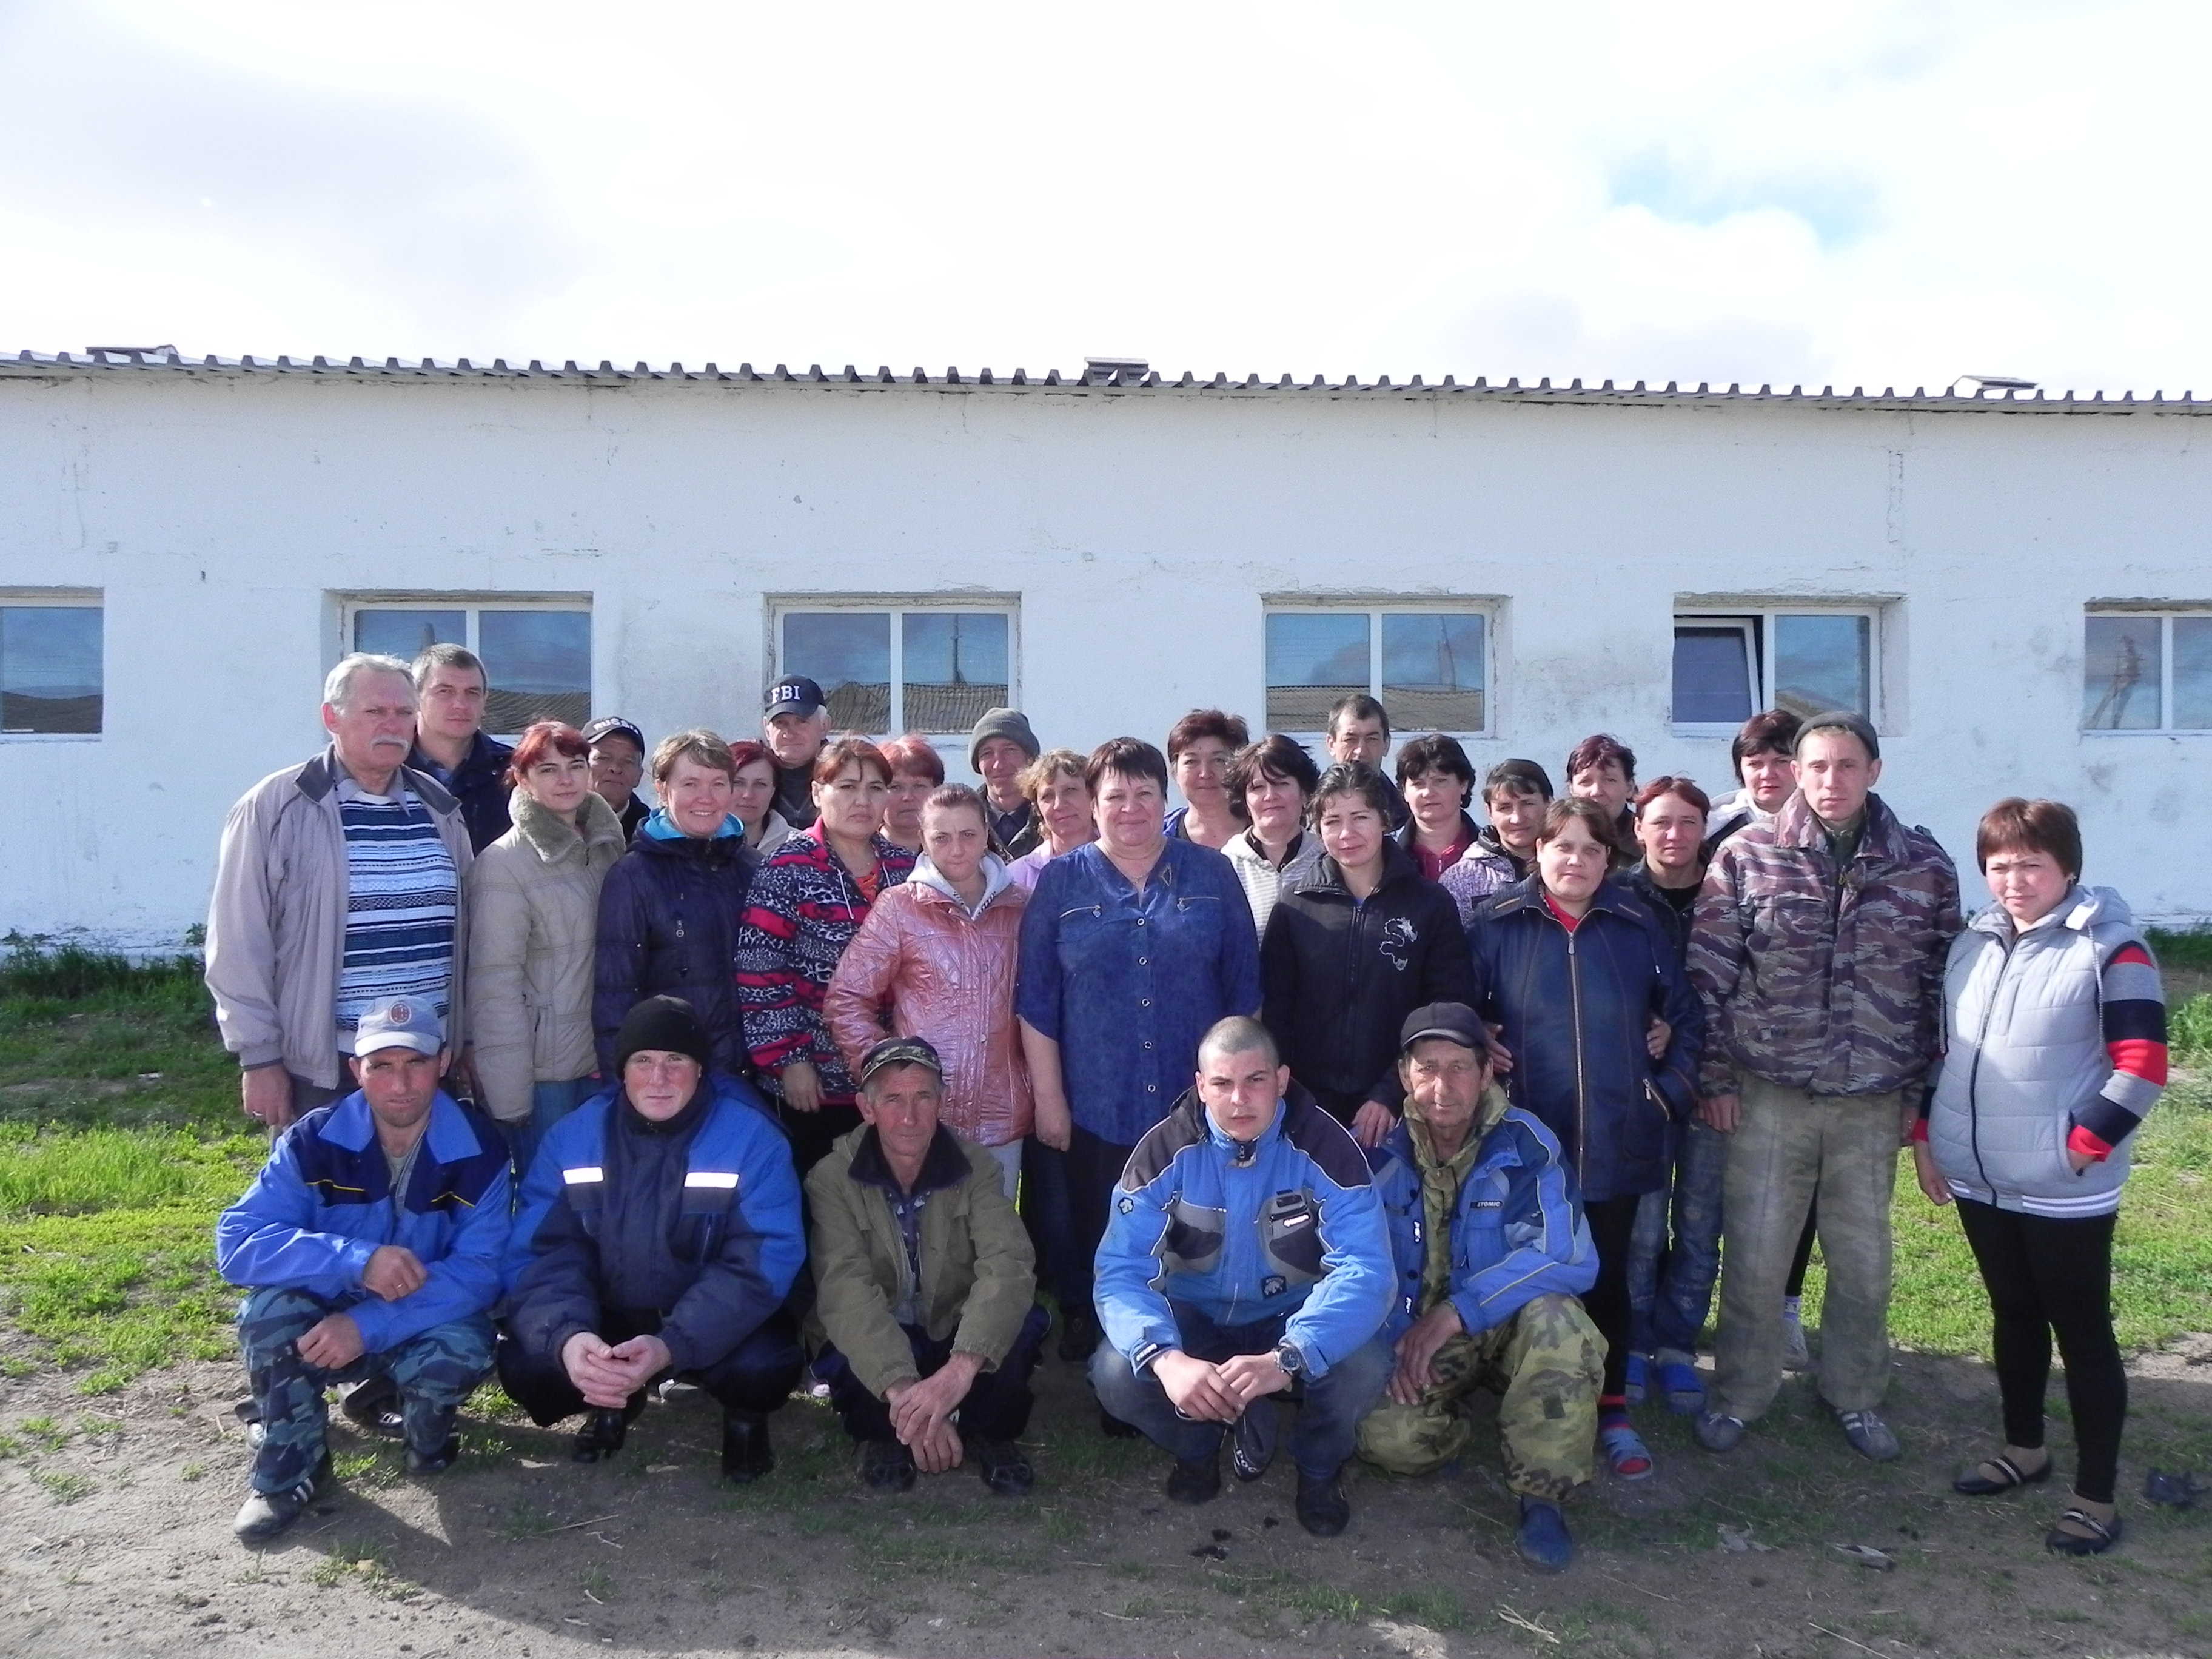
[1953,1453,2053,1496]
[2046,1507,2122,1556]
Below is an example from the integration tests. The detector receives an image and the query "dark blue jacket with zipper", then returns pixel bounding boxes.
[592,811,757,1080]
[1466,875,1704,1202]
[501,1076,802,1375]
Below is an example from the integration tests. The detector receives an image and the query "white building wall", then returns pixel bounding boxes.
[0,366,2207,948]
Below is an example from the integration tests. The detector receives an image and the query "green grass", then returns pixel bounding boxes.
[1835,1072,2212,1359]
[0,946,258,1392]
[2146,925,2212,974]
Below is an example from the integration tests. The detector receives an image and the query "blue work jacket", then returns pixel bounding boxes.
[1016,839,1261,1147]
[503,1076,803,1375]
[1095,1084,1393,1380]
[1367,1104,1596,1344]
[215,1089,512,1353]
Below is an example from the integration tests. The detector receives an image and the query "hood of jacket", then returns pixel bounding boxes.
[910,851,1016,916]
[1967,882,2133,941]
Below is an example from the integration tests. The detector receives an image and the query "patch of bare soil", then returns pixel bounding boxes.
[2,1340,2208,1659]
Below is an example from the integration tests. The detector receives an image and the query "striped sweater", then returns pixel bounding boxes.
[334,781,460,1041]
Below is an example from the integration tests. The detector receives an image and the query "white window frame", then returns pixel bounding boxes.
[0,589,104,742]
[1671,605,1882,737]
[340,594,594,738]
[2081,608,2212,734]
[1262,601,1495,740]
[769,597,1021,738]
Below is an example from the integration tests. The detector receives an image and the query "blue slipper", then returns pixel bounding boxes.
[1600,1422,1655,1481]
[1657,1358,1706,1416]
[1516,1497,1575,1572]
[1622,1352,1649,1407]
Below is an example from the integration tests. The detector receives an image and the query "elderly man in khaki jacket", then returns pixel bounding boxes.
[204,653,474,1133]
[804,1036,1047,1496]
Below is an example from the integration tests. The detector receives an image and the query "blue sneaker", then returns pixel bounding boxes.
[1516,1497,1575,1572]
[1622,1352,1649,1407]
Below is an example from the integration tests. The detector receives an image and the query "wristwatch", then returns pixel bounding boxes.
[1272,1339,1306,1378]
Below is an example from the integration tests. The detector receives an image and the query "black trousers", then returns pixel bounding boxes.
[1582,1194,1643,1401]
[780,1101,863,1180]
[1064,1127,1136,1312]
[498,1306,805,1427]
[1020,1137,1087,1315]
[1955,1199,2126,1504]
[815,1305,1051,1444]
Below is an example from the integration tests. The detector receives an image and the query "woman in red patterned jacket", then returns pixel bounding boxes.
[735,735,917,1174]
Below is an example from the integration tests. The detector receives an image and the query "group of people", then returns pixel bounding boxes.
[204,649,2168,1572]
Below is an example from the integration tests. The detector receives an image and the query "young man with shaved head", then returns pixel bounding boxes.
[1091,1016,1395,1536]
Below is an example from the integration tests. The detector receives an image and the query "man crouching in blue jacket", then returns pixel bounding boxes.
[498,996,805,1481]
[1355,1003,1603,1572]
[1092,1016,1394,1537]
[216,998,511,1544]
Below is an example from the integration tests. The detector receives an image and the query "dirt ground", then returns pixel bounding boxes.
[2,1332,2209,1659]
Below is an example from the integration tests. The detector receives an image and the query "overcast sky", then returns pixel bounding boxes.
[2,1,2205,395]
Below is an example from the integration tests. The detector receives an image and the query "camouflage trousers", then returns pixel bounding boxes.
[1355,1292,1603,1500]
[238,1286,494,1494]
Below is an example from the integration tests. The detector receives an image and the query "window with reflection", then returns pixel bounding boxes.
[1265,608,1488,733]
[1,603,102,734]
[1673,609,1875,731]
[2083,611,2212,732]
[348,602,591,732]
[777,606,1014,734]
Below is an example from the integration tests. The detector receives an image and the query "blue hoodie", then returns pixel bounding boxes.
[1094,1083,1393,1380]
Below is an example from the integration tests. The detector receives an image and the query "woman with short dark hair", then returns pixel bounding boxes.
[1016,737,1260,1369]
[735,735,918,1173]
[1467,797,1702,1481]
[1395,733,1480,882]
[726,738,794,859]
[1914,798,2165,1556]
[1221,734,1324,937]
[1163,708,1250,850]
[1261,762,1475,1146]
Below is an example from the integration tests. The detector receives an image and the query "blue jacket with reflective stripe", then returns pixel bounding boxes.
[215,1089,512,1353]
[503,1076,803,1375]
[1366,1101,1596,1344]
[1094,1084,1392,1379]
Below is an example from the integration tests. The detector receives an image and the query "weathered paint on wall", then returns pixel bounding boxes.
[1,367,2206,947]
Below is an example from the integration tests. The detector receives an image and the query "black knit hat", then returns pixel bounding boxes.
[614,996,711,1071]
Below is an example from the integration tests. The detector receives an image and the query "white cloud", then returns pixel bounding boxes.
[1,0,2205,393]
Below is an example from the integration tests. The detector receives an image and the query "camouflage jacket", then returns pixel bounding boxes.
[1687,791,1962,1100]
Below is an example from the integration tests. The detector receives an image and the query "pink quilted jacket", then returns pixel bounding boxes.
[823,865,1034,1146]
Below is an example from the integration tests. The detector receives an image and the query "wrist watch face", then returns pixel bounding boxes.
[1275,1341,1304,1375]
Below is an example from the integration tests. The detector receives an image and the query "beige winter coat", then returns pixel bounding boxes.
[465,788,628,1123]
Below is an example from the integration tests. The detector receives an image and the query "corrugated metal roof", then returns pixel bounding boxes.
[2,347,2203,412]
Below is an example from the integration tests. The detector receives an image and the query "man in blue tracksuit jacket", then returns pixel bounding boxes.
[1355,1003,1604,1572]
[500,996,806,1482]
[1092,1016,1394,1537]
[215,997,510,1544]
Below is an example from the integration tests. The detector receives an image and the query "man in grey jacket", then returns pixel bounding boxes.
[205,654,474,1133]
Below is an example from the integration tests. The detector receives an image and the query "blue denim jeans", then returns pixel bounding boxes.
[1089,1301,1393,1479]
[504,1076,600,1190]
[1626,1118,1728,1360]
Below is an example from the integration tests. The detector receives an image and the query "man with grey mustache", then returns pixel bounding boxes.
[206,652,475,1133]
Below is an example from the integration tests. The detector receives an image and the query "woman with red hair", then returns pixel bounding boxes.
[466,720,630,1176]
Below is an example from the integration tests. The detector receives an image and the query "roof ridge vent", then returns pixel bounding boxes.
[1952,373,2037,397]
[1085,355,1147,387]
